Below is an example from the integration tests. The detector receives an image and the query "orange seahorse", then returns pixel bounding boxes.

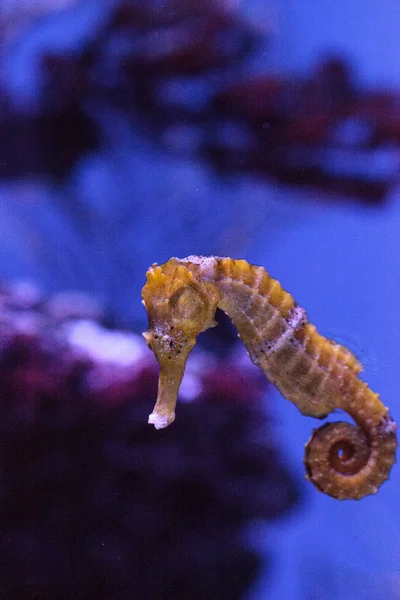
[141,256,397,500]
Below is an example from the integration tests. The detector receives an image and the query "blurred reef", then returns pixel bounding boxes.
[0,280,299,599]
[2,0,400,198]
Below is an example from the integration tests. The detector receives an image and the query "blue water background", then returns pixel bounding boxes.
[1,2,400,598]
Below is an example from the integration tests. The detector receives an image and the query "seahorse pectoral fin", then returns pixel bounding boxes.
[148,359,187,429]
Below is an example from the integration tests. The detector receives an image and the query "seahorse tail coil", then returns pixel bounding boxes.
[304,417,397,500]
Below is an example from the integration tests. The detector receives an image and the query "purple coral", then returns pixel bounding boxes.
[0,280,300,599]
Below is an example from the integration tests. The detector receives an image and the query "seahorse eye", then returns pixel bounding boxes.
[169,285,204,321]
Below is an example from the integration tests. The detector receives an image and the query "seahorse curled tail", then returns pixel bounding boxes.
[304,382,397,500]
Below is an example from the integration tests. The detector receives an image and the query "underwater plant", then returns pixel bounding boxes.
[142,255,397,500]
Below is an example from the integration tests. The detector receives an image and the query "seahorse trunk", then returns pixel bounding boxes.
[197,257,335,418]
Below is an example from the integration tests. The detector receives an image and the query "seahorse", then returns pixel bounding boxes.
[141,256,397,500]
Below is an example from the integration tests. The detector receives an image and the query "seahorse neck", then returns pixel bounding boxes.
[192,257,260,327]
[192,258,291,368]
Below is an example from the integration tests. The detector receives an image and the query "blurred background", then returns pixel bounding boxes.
[1,1,400,599]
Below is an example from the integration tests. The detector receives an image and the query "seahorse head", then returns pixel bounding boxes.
[142,258,220,428]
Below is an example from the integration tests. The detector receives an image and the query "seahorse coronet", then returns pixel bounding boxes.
[142,255,397,500]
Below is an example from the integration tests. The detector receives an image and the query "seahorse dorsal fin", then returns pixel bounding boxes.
[328,339,363,374]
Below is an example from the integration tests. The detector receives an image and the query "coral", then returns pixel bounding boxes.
[2,2,400,199]
[142,256,397,500]
[0,278,299,600]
